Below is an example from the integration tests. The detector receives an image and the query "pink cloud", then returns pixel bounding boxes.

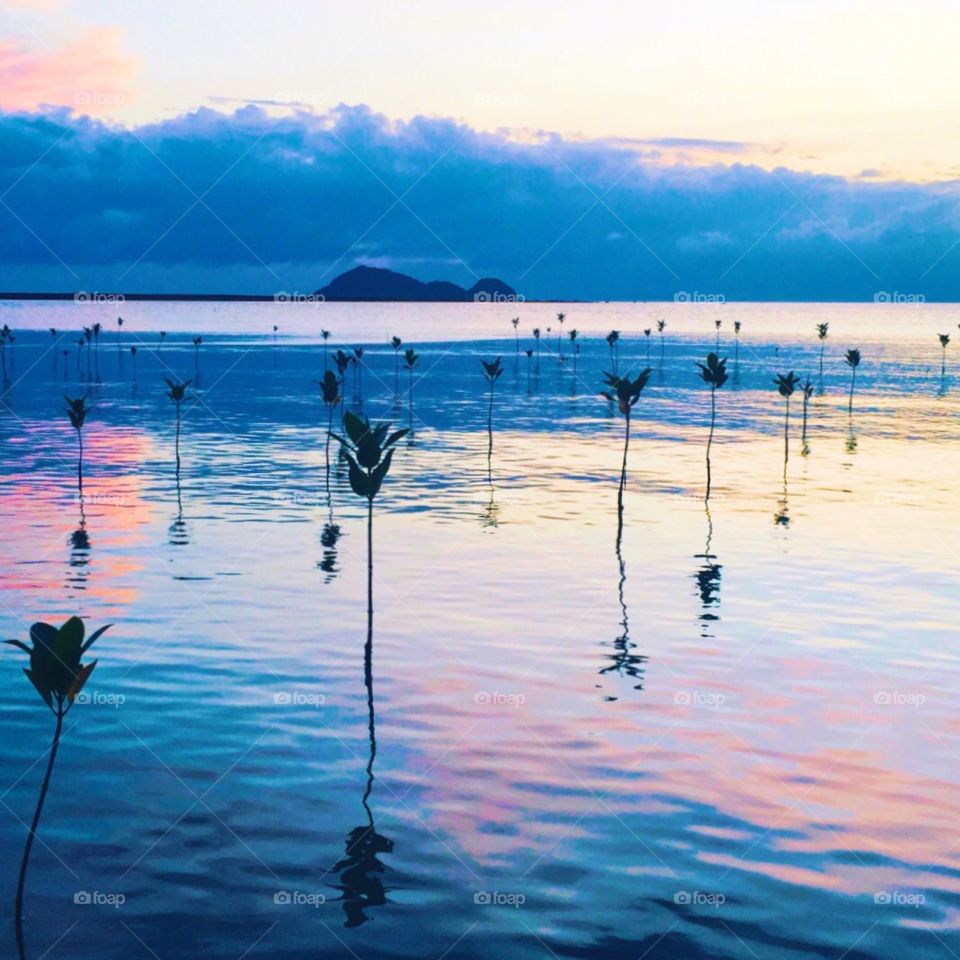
[0,27,139,115]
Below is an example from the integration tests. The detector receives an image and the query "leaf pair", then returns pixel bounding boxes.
[845,348,862,369]
[319,369,340,406]
[481,358,503,383]
[4,617,111,711]
[391,336,402,351]
[332,412,408,502]
[602,369,652,415]
[164,378,191,402]
[774,371,802,398]
[64,395,89,431]
[404,348,419,370]
[334,349,351,375]
[697,353,729,389]
[817,323,830,340]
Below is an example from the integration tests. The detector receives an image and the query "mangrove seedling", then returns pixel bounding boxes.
[334,349,351,425]
[524,348,533,392]
[0,323,12,381]
[714,319,722,349]
[568,329,579,377]
[643,328,652,364]
[5,616,112,943]
[158,330,167,351]
[481,358,503,475]
[734,320,742,362]
[192,336,203,375]
[511,317,519,353]
[403,348,419,426]
[321,329,331,368]
[697,353,729,500]
[774,371,802,462]
[64,395,89,492]
[657,319,666,365]
[319,369,341,495]
[606,330,620,371]
[602,368,652,539]
[939,333,950,378]
[165,378,191,477]
[333,412,408,617]
[353,347,365,397]
[391,336,402,394]
[844,348,861,413]
[532,327,541,372]
[130,345,138,380]
[816,323,829,380]
[801,375,814,453]
[557,312,566,362]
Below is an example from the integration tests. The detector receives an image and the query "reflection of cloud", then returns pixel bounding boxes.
[0,28,139,116]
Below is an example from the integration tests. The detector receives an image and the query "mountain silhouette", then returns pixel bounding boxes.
[316,265,516,302]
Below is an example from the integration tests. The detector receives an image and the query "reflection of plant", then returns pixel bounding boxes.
[844,348,861,413]
[774,371,802,461]
[816,323,829,380]
[606,330,620,371]
[697,353,729,500]
[602,368,652,537]
[165,378,191,477]
[5,617,112,940]
[64,395,89,492]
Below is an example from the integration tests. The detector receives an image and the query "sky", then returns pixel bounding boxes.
[1,0,959,298]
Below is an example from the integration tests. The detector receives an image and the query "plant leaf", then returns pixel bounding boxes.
[68,661,97,703]
[81,624,112,654]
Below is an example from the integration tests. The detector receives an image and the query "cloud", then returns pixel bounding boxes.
[0,102,959,298]
[0,28,139,116]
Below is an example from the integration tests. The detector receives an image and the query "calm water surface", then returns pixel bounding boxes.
[1,301,958,959]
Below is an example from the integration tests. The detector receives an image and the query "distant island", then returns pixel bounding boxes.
[316,266,519,302]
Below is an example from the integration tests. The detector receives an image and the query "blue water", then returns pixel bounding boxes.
[1,301,959,959]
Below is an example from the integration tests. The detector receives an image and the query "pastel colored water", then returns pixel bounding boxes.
[1,301,958,959]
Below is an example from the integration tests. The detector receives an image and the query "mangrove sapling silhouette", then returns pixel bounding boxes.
[568,329,579,378]
[353,347,365,400]
[334,350,351,426]
[774,371,801,464]
[193,336,203,378]
[557,312,566,362]
[714,319,722,349]
[939,334,950,379]
[844,348,862,414]
[64,395,89,494]
[75,336,84,375]
[602,368,652,542]
[643,328,652,364]
[320,369,341,497]
[481,358,503,481]
[0,323,11,381]
[697,353,729,500]
[403,348,419,428]
[524,348,533,392]
[332,412,408,626]
[157,330,167,351]
[511,317,519,353]
[321,329,331,369]
[734,320,742,363]
[165,378,191,478]
[657,319,666,366]
[606,330,620,372]
[816,323,829,382]
[130,345,138,381]
[61,349,68,379]
[801,376,814,454]
[391,336,402,395]
[532,327,541,373]
[5,616,112,948]
[117,316,123,348]
[92,322,102,377]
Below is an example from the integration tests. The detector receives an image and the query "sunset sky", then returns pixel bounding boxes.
[1,0,959,297]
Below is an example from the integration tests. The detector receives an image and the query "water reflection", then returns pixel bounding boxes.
[694,500,722,636]
[66,495,91,592]
[169,474,189,546]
